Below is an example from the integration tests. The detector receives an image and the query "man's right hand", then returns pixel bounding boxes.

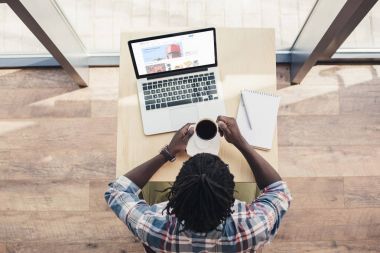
[216,115,248,149]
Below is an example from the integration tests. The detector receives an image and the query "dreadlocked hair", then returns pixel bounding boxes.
[162,153,235,233]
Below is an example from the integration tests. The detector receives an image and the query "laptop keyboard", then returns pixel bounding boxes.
[142,72,218,110]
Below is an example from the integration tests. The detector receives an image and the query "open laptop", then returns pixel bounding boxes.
[128,28,225,135]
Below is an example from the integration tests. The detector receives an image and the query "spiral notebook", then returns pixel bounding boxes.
[237,90,281,150]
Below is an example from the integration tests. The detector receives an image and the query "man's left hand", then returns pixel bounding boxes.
[168,123,195,155]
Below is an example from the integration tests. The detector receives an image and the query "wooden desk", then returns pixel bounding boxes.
[117,28,277,182]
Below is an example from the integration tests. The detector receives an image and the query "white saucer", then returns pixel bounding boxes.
[186,128,221,156]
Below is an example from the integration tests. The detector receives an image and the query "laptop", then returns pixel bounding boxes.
[128,27,225,135]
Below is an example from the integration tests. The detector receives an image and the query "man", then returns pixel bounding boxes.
[105,116,291,252]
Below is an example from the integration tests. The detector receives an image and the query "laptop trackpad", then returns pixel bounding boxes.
[170,106,198,130]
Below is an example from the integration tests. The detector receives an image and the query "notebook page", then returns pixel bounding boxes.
[237,90,280,150]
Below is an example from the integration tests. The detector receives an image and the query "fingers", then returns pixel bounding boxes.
[217,118,224,136]
[184,127,194,141]
[217,115,234,137]
[179,123,195,141]
[217,115,229,123]
[179,123,194,133]
[181,122,193,130]
[217,121,231,136]
[218,125,224,137]
[217,115,235,126]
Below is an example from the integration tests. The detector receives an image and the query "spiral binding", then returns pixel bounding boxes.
[242,89,279,98]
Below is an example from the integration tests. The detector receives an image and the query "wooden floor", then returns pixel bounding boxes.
[0,65,379,252]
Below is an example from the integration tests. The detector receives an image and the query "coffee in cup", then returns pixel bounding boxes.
[195,119,217,140]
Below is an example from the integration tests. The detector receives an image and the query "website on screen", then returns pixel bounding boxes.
[132,30,215,76]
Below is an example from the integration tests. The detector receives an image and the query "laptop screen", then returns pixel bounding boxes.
[129,29,216,78]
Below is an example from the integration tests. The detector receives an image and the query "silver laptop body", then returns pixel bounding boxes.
[128,28,225,135]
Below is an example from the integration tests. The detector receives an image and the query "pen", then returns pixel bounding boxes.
[241,92,253,130]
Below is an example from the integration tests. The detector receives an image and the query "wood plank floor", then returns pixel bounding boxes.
[0,65,379,252]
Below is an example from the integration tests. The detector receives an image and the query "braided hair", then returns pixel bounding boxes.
[163,153,235,233]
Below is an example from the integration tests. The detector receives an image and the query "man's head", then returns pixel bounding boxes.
[164,153,235,233]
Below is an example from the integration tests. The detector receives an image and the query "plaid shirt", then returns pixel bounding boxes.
[105,176,291,253]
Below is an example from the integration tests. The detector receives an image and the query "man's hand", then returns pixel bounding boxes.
[168,123,195,155]
[217,115,247,149]
[217,115,282,190]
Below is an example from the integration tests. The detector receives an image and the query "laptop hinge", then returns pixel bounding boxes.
[147,67,209,80]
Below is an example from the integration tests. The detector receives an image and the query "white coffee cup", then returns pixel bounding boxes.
[186,119,221,156]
